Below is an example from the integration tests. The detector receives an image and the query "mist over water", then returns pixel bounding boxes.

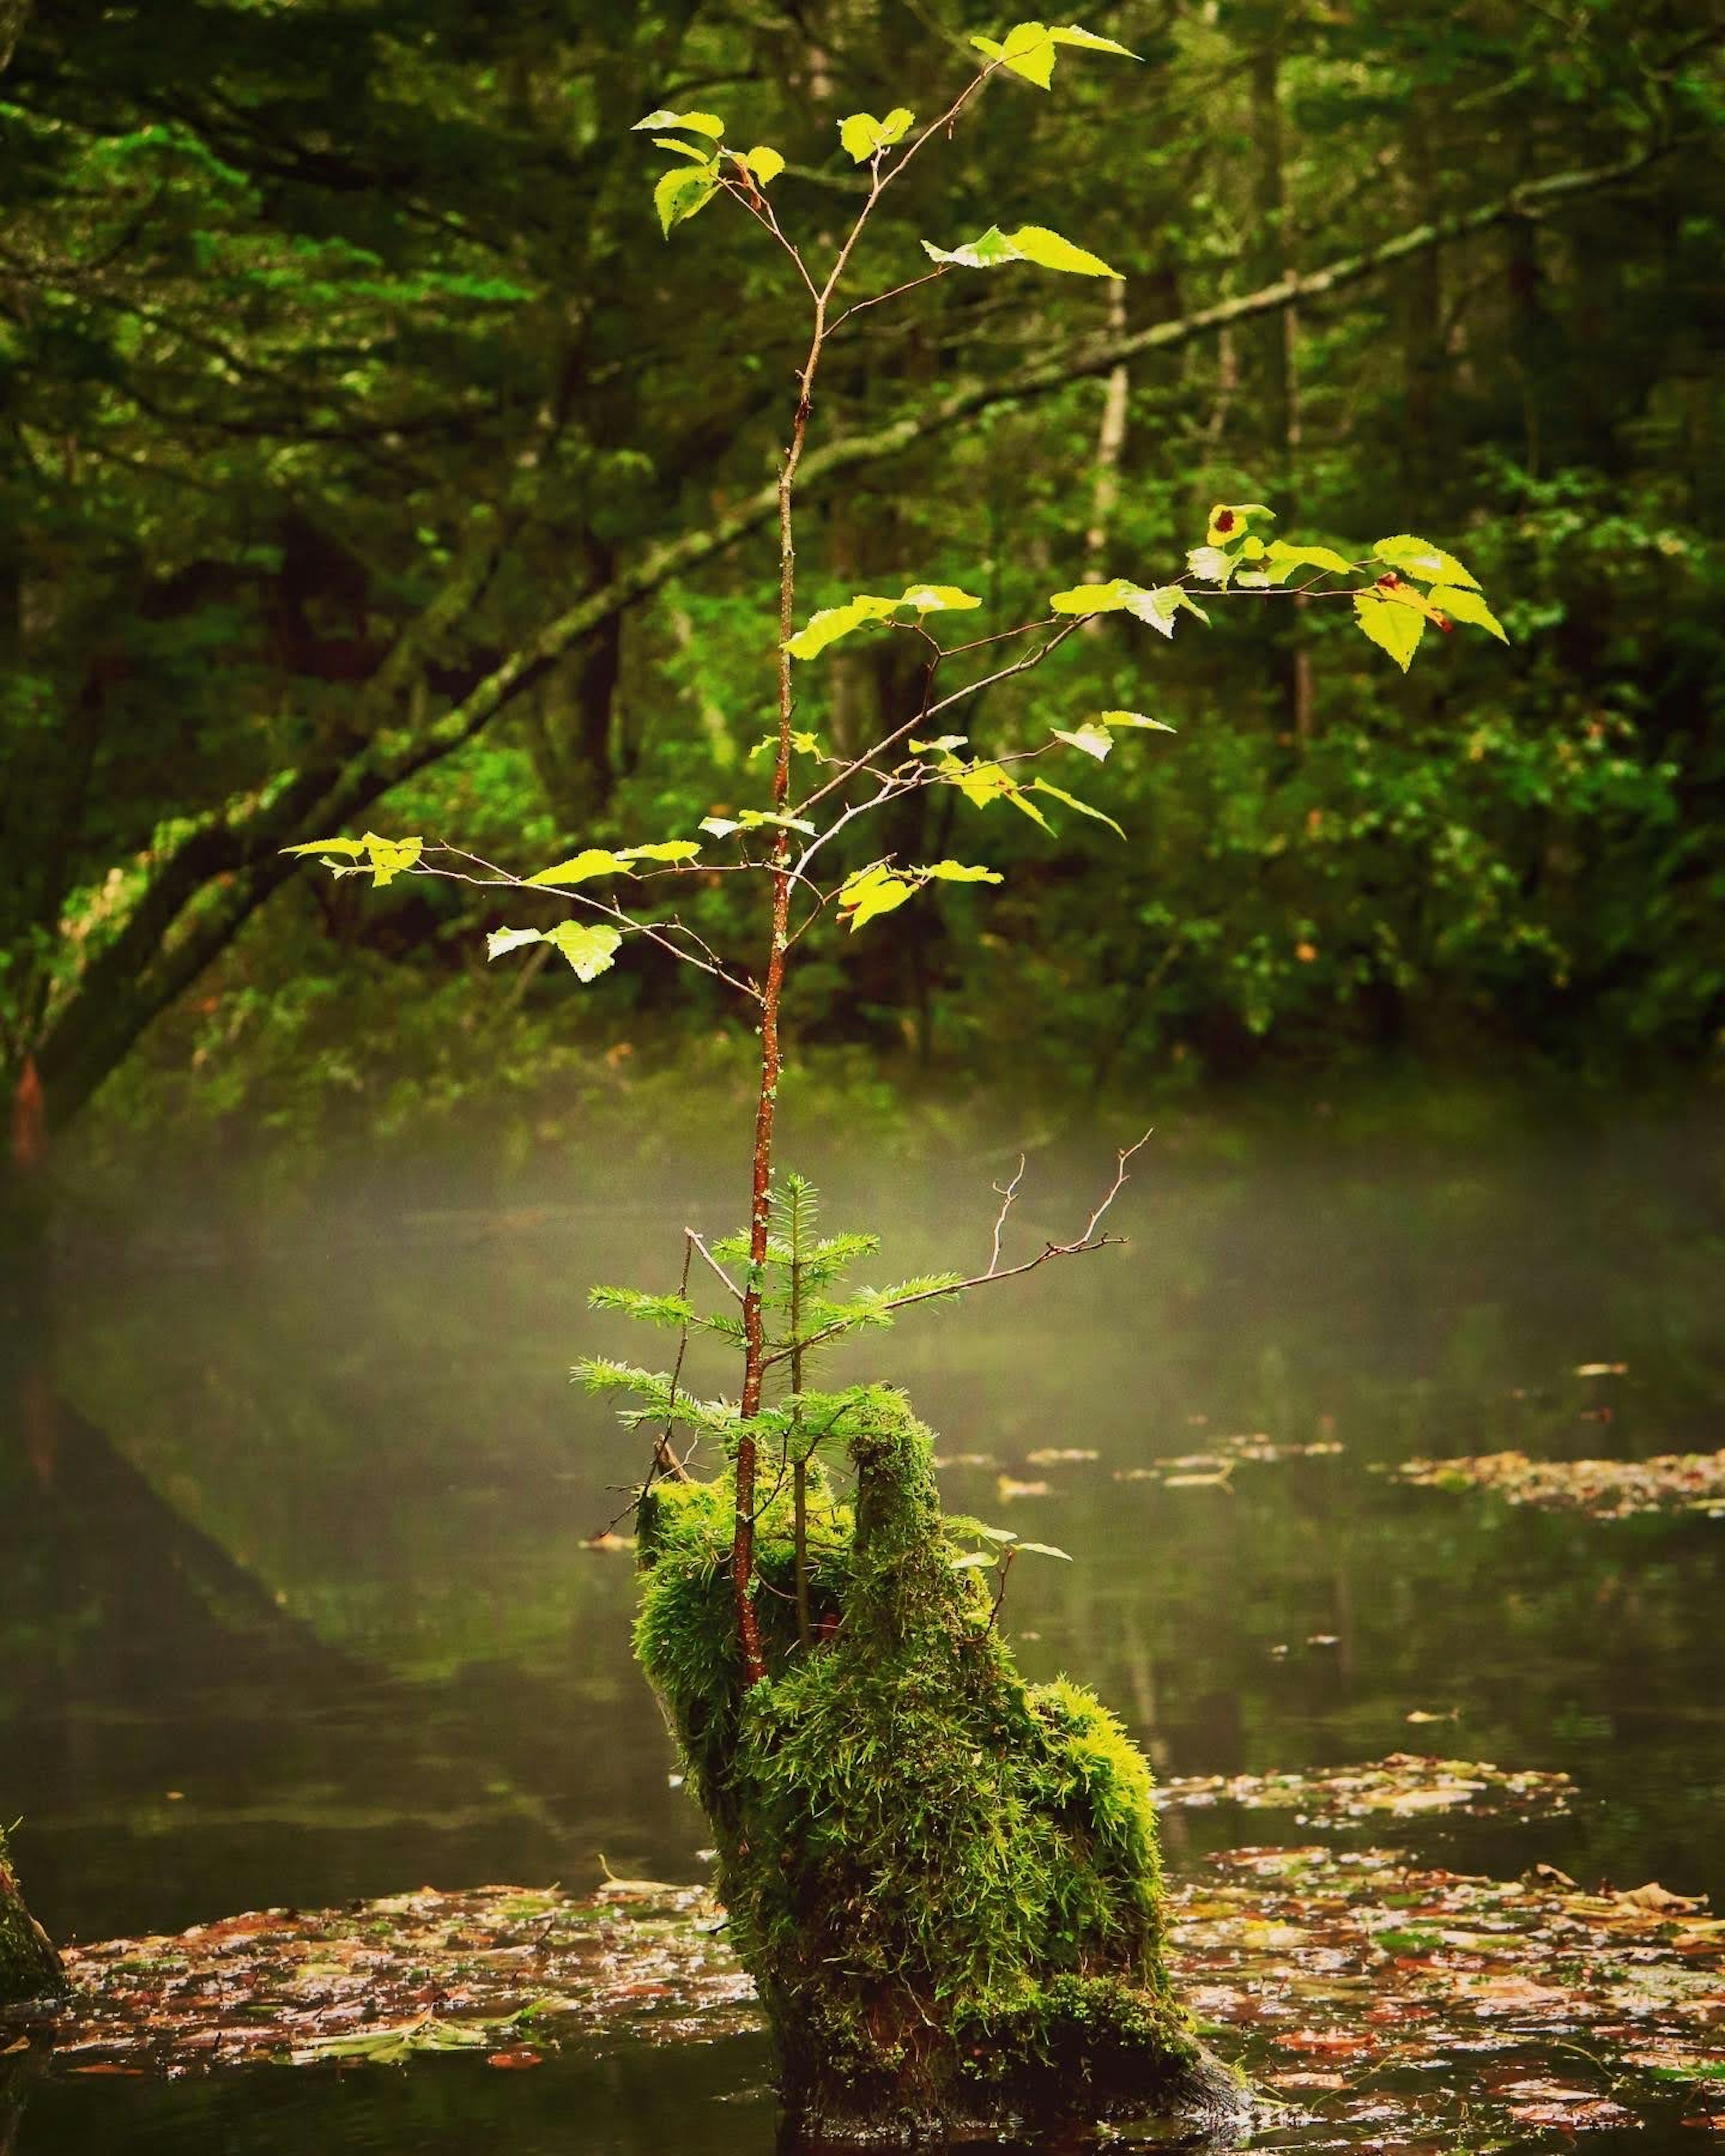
[5,1087,1723,2150]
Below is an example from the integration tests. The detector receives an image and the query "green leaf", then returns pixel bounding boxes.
[486,927,543,961]
[741,144,785,186]
[524,848,630,887]
[838,107,914,163]
[1123,586,1210,636]
[1098,708,1177,733]
[654,165,717,237]
[838,864,917,931]
[1048,24,1138,57]
[785,593,898,660]
[1374,575,1455,628]
[950,1550,998,1570]
[916,860,1004,883]
[1429,584,1508,642]
[970,1524,1019,1543]
[949,760,1016,808]
[282,836,366,858]
[748,730,821,760]
[1015,1540,1073,1560]
[1006,224,1121,278]
[1353,592,1425,671]
[1372,533,1480,590]
[971,22,1057,87]
[652,137,712,164]
[1185,544,1237,585]
[922,223,1120,278]
[616,840,703,864]
[1206,501,1274,546]
[633,108,725,139]
[358,833,422,887]
[909,734,967,754]
[545,922,623,981]
[1264,539,1354,583]
[737,808,817,835]
[898,582,982,612]
[1029,779,1124,838]
[1048,576,1143,614]
[1052,723,1113,761]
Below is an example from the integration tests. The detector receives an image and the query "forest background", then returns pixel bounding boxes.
[3,0,1721,1191]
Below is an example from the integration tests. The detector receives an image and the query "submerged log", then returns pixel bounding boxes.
[0,1826,65,2006]
[635,1386,1247,2143]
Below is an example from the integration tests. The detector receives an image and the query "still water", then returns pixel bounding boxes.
[4,1093,1723,2148]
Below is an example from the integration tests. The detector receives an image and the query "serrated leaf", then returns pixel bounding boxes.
[1374,575,1455,629]
[1372,533,1480,589]
[1098,709,1177,733]
[654,165,717,236]
[979,21,1057,87]
[898,582,981,611]
[616,840,703,864]
[1206,502,1274,546]
[922,224,1022,270]
[909,734,967,754]
[785,593,898,659]
[699,816,741,838]
[486,927,543,960]
[839,107,914,162]
[1429,584,1508,641]
[652,137,712,163]
[1029,779,1124,838]
[917,861,1004,883]
[1263,539,1353,583]
[737,808,817,835]
[747,730,820,760]
[1124,584,1211,637]
[633,108,725,138]
[839,865,917,931]
[1008,223,1121,278]
[1353,591,1424,671]
[282,836,367,857]
[950,760,1016,808]
[1048,576,1143,614]
[524,848,630,887]
[742,144,785,186]
[1016,1540,1073,1560]
[1048,24,1138,56]
[359,832,422,886]
[951,1549,998,1569]
[1186,544,1237,585]
[545,922,623,981]
[1053,724,1113,761]
[971,1523,1019,1543]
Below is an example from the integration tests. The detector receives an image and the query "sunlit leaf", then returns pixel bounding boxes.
[1006,224,1121,278]
[545,922,623,981]
[486,927,542,961]
[838,107,914,162]
[909,734,967,754]
[916,860,1004,883]
[971,23,1057,88]
[1206,502,1273,546]
[1429,583,1508,641]
[1098,708,1177,733]
[838,864,917,931]
[654,165,717,236]
[1124,585,1208,636]
[785,593,898,659]
[1048,576,1142,614]
[1185,544,1237,585]
[1374,575,1454,629]
[1015,1540,1073,1560]
[741,145,785,186]
[633,108,725,138]
[949,1549,998,1570]
[1263,539,1353,583]
[525,848,630,887]
[1353,591,1424,670]
[921,224,1023,270]
[737,808,817,835]
[898,582,982,611]
[747,731,820,760]
[616,841,703,864]
[1048,23,1137,55]
[699,816,741,838]
[359,832,423,887]
[1052,723,1113,760]
[651,137,712,164]
[1028,778,1124,837]
[282,836,366,858]
[1372,532,1481,589]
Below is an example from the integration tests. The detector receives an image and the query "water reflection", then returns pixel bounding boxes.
[3,1096,1723,2149]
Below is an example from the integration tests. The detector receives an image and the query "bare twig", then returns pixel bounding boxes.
[989,1155,1027,1275]
[688,1228,744,1303]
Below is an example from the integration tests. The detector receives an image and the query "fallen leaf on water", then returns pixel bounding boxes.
[996,1477,1051,1502]
[486,2048,543,2068]
[1612,1881,1708,1916]
[1024,1447,1099,1465]
[582,1532,636,1553]
[1393,1446,1725,1520]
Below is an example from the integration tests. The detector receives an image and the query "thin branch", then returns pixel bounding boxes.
[989,1156,1027,1275]
[688,1229,745,1303]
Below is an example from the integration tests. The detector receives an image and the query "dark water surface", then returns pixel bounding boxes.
[4,1094,1723,2149]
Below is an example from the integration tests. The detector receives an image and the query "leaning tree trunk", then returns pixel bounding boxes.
[634,1387,1246,2141]
[0,1827,63,2006]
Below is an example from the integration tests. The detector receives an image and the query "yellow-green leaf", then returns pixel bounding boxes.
[1206,502,1274,547]
[1353,592,1424,671]
[282,836,366,858]
[742,144,785,186]
[1375,575,1455,628]
[360,832,422,886]
[1048,24,1137,57]
[738,808,817,835]
[1186,544,1237,585]
[486,927,543,961]
[1372,533,1480,589]
[839,865,917,931]
[1263,539,1353,583]
[839,107,914,163]
[1015,1539,1073,1559]
[898,582,981,611]
[785,593,898,660]
[916,861,1004,884]
[972,22,1057,87]
[616,840,703,864]
[950,760,1016,808]
[525,848,630,887]
[654,165,717,236]
[699,816,741,838]
[1053,723,1113,761]
[1124,586,1209,636]
[1006,224,1121,278]
[1429,584,1508,642]
[633,108,725,138]
[1048,576,1142,614]
[652,137,712,164]
[1028,780,1124,838]
[545,922,623,981]
[909,734,967,754]
[922,225,1022,270]
[1098,709,1177,733]
[747,731,820,760]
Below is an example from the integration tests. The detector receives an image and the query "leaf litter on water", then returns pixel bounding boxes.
[1391,1447,1725,1520]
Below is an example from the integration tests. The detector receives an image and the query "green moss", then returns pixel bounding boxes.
[0,1825,65,2006]
[634,1386,1246,2138]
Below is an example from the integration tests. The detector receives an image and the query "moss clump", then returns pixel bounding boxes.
[0,1825,65,2006]
[636,1387,1245,2141]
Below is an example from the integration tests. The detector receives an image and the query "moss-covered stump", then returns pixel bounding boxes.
[0,1826,65,2006]
[636,1387,1247,2143]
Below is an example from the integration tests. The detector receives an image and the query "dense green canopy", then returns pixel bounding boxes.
[2,0,1721,1155]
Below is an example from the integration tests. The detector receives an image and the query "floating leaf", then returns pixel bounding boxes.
[1206,502,1273,546]
[741,145,784,186]
[838,107,913,163]
[633,108,725,138]
[1353,591,1424,671]
[654,165,717,236]
[1429,584,1508,641]
[525,848,629,887]
[1029,778,1124,838]
[545,922,622,981]
[1372,533,1480,589]
[1052,723,1113,760]
[486,927,543,961]
[1098,708,1177,732]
